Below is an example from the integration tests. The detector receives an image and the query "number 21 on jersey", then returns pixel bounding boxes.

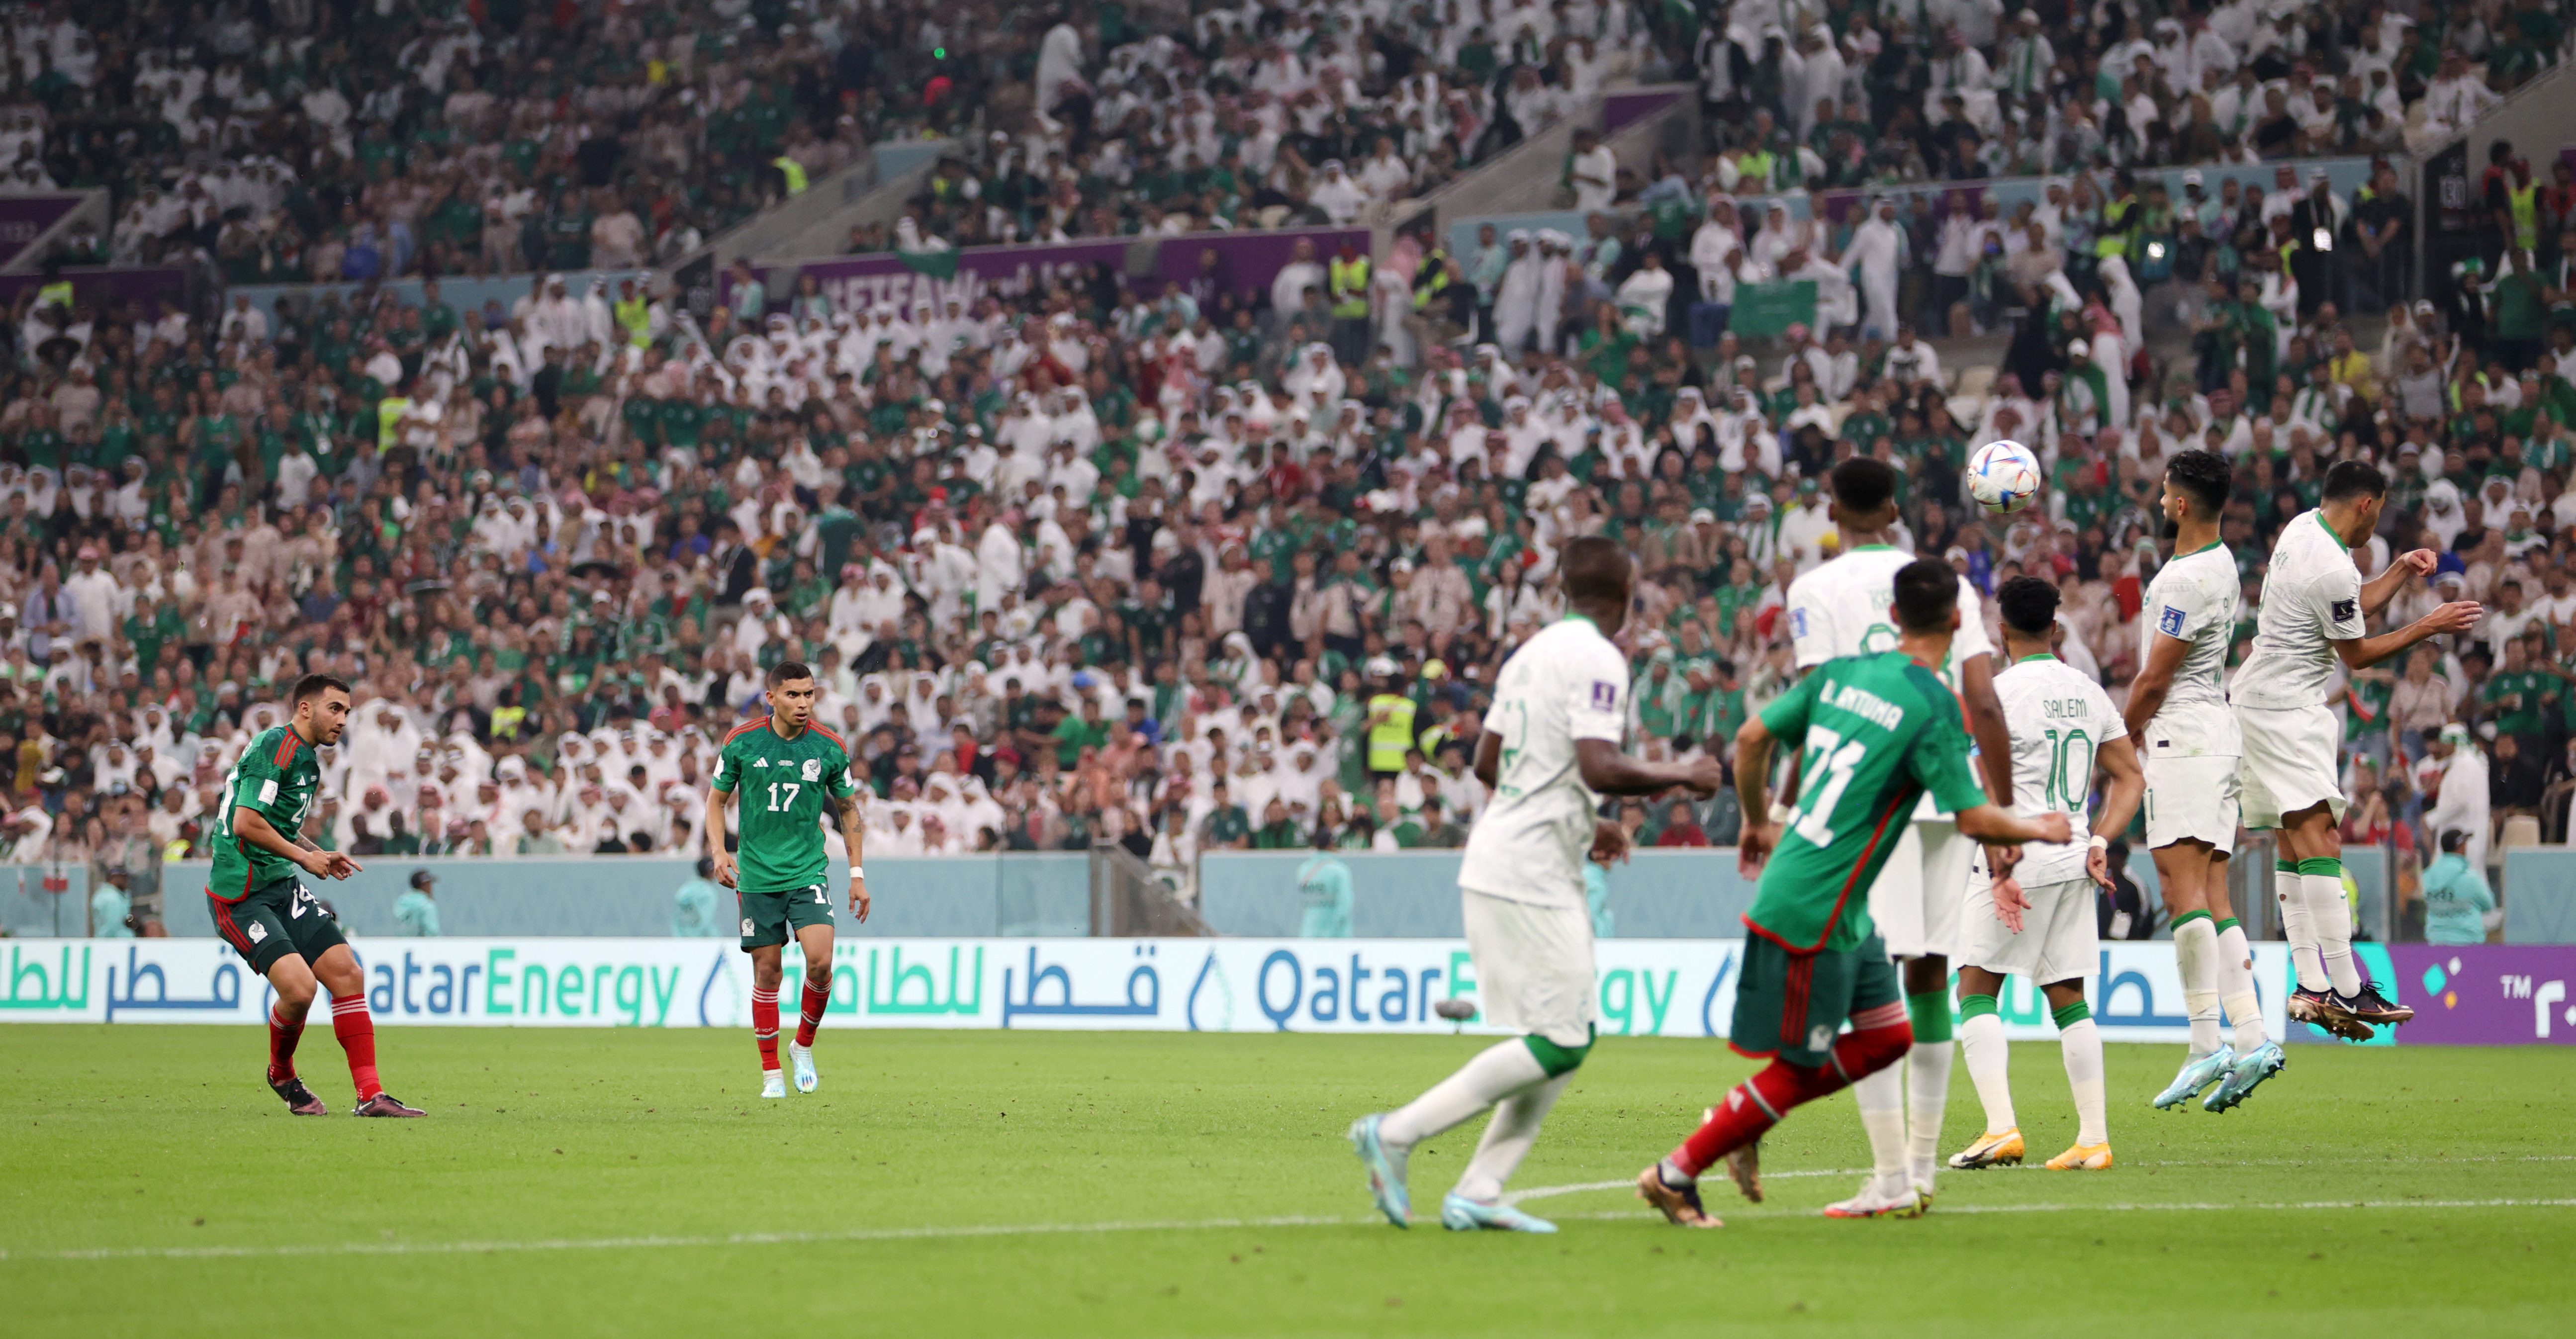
[1786,724,1866,846]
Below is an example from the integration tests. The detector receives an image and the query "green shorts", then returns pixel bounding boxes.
[208,878,349,977]
[737,883,835,950]
[1730,931,1901,1067]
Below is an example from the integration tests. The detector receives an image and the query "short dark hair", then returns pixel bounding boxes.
[1997,575,2061,636]
[2165,448,2232,518]
[767,661,816,688]
[2441,828,2468,854]
[2321,459,2388,504]
[1561,535,1633,604]
[1892,558,1960,633]
[291,673,351,706]
[1828,457,1898,516]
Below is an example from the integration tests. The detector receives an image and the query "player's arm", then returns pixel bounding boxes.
[1731,711,1786,871]
[703,784,737,888]
[2121,629,2190,741]
[1472,723,1501,788]
[232,805,359,880]
[830,789,870,922]
[1955,650,2023,878]
[1573,738,1721,798]
[2330,601,2484,672]
[2084,734,2144,888]
[2360,547,2437,617]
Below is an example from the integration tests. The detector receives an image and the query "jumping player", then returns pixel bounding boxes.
[2230,463,2478,1039]
[706,662,871,1099]
[1947,578,2142,1173]
[1349,537,1723,1232]
[208,674,423,1117]
[1639,559,2068,1227]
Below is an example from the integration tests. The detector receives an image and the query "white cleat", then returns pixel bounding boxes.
[788,1041,818,1093]
[1823,1175,1929,1220]
[760,1070,787,1099]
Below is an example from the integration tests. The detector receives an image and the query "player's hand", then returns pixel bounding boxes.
[849,873,870,923]
[301,849,360,880]
[711,850,738,889]
[2425,601,2484,635]
[1737,821,1777,878]
[1983,842,2021,879]
[1679,754,1726,799]
[1991,874,2031,934]
[2028,812,2074,844]
[1589,818,1631,867]
[2396,548,2440,579]
[2086,842,2115,890]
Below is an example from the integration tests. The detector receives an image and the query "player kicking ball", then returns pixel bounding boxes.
[1350,537,1722,1233]
[1947,579,2142,1174]
[207,674,422,1117]
[2231,463,2479,1040]
[706,662,871,1099]
[1639,560,2068,1228]
[2125,450,2283,1111]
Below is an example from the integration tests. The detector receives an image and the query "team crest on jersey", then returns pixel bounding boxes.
[741,918,755,936]
[2330,598,2358,622]
[247,922,267,943]
[1590,681,1615,710]
[1790,608,1808,638]
[801,759,821,782]
[2158,604,2184,636]
[1807,1024,1835,1053]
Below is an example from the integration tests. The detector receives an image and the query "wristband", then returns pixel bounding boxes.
[1767,801,1792,826]
[2087,835,2109,852]
[852,865,865,879]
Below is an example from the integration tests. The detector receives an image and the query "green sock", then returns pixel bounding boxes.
[1958,993,1999,1021]
[2274,858,2299,875]
[2170,908,2212,930]
[2051,999,2093,1029]
[2297,857,2344,879]
[1907,989,1954,1043]
[2214,917,2240,933]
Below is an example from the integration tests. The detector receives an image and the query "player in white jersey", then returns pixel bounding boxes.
[2230,461,2480,1040]
[1784,458,2015,1218]
[2124,451,2283,1110]
[1349,537,1722,1233]
[1948,578,2142,1173]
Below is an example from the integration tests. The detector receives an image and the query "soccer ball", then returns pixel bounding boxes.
[1966,440,2042,515]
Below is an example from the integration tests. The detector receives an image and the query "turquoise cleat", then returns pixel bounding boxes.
[1348,1114,1411,1227]
[2152,1045,2235,1110]
[2202,1042,2287,1113]
[788,1041,818,1093]
[1441,1193,1558,1233]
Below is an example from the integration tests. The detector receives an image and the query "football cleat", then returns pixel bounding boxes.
[2289,987,2373,1042]
[788,1041,819,1093]
[1724,1142,1765,1204]
[1440,1193,1557,1233]
[1348,1114,1411,1228]
[1635,1164,1723,1228]
[2153,1047,2236,1110]
[1947,1128,2026,1170]
[1823,1177,1927,1220]
[2336,982,2414,1027]
[2044,1143,2114,1171]
[760,1071,787,1100]
[270,1072,328,1116]
[2202,1041,2287,1112]
[352,1093,425,1118]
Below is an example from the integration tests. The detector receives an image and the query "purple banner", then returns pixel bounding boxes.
[2386,946,2576,1046]
[743,240,1137,317]
[0,194,83,268]
[0,266,185,309]
[1152,227,1369,302]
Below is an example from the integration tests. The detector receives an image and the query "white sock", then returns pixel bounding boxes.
[2277,868,2325,990]
[2306,872,2361,995]
[1452,1071,1572,1202]
[1906,1040,1953,1185]
[1958,1011,2015,1132]
[2173,914,2222,1058]
[1380,1039,1548,1149]
[1853,1062,1908,1191]
[2214,921,2269,1050]
[2060,1018,2107,1147]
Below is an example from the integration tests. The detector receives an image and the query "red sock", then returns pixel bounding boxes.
[752,988,781,1071]
[267,1004,304,1083]
[1671,1018,1913,1178]
[330,996,382,1101]
[795,980,828,1048]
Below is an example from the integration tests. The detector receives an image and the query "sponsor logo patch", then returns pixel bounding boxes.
[1590,680,1616,711]
[2330,597,2358,622]
[2158,604,2185,636]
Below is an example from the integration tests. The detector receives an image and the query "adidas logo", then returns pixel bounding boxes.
[753,758,771,768]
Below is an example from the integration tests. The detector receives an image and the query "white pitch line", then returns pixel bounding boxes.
[10,1197,2575,1265]
[1503,1153,2576,1205]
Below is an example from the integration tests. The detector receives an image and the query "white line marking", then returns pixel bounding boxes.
[1503,1154,2576,1205]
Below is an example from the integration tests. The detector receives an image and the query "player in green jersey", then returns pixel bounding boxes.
[706,661,871,1099]
[1638,559,2066,1227]
[206,674,423,1117]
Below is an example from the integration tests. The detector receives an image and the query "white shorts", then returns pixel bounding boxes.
[2143,754,2242,852]
[1865,818,1973,960]
[2235,704,2346,830]
[1960,873,2101,984]
[1462,890,1596,1047]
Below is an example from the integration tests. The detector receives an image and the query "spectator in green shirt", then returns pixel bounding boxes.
[674,858,727,936]
[1201,779,1252,849]
[2483,639,2556,743]
[1251,798,1304,850]
[393,869,442,937]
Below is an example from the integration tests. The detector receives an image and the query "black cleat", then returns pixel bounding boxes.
[352,1093,426,1117]
[2337,982,2415,1027]
[2289,987,2373,1042]
[270,1072,328,1115]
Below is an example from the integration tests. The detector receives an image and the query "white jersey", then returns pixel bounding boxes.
[1458,615,1629,910]
[2230,510,2364,711]
[1788,543,1995,816]
[1994,654,2126,886]
[2138,540,2241,757]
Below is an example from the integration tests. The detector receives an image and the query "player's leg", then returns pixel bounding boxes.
[1949,965,2024,1169]
[308,941,421,1116]
[747,943,787,1097]
[2206,872,2273,1055]
[2038,979,2110,1169]
[1901,821,1975,1197]
[216,885,325,1114]
[1849,825,1927,1207]
[2152,838,2239,1107]
[786,891,836,1093]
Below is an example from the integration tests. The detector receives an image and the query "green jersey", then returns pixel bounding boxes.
[208,726,326,902]
[1749,652,1987,952]
[712,717,860,893]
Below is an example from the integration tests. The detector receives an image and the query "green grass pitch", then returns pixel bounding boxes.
[4,1026,2571,1336]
